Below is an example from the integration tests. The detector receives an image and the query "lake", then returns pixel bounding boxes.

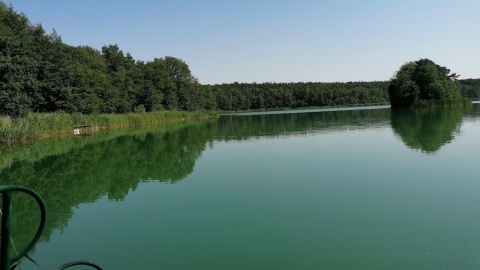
[1,103,480,269]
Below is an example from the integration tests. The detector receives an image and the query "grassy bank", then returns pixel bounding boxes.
[0,111,216,143]
[0,119,215,173]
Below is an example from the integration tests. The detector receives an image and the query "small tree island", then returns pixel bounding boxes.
[388,59,471,108]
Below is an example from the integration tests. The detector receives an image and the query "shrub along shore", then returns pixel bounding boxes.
[0,111,216,143]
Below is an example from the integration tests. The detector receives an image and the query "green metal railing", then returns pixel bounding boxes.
[0,185,103,270]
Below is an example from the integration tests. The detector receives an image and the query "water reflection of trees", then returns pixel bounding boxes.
[0,121,216,252]
[216,108,391,141]
[2,105,478,253]
[0,108,393,251]
[390,108,465,154]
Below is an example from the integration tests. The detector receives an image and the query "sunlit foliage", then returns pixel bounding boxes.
[388,59,466,108]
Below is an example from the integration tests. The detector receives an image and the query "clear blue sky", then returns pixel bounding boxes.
[8,0,480,84]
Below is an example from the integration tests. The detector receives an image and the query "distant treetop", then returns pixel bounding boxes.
[388,59,463,108]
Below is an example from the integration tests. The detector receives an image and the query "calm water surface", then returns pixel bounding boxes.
[1,104,480,269]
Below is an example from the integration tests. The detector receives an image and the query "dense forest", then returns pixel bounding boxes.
[1,2,479,117]
[460,78,480,98]
[208,77,480,111]
[205,81,390,111]
[0,2,216,117]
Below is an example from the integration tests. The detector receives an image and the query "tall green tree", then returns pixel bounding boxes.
[388,59,462,108]
[139,59,172,111]
[65,46,106,113]
[0,3,40,116]
[164,56,197,110]
[101,44,141,113]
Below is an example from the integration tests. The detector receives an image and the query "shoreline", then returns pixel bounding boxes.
[0,111,217,144]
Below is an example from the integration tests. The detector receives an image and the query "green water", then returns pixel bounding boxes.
[1,104,480,269]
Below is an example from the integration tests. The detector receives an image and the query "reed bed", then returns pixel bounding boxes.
[411,98,472,108]
[0,119,212,174]
[0,111,216,143]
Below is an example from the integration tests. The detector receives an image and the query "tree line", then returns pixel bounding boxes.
[206,81,390,111]
[1,2,479,117]
[460,79,480,99]
[205,77,479,111]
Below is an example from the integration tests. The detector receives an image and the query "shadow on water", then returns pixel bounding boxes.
[215,107,391,141]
